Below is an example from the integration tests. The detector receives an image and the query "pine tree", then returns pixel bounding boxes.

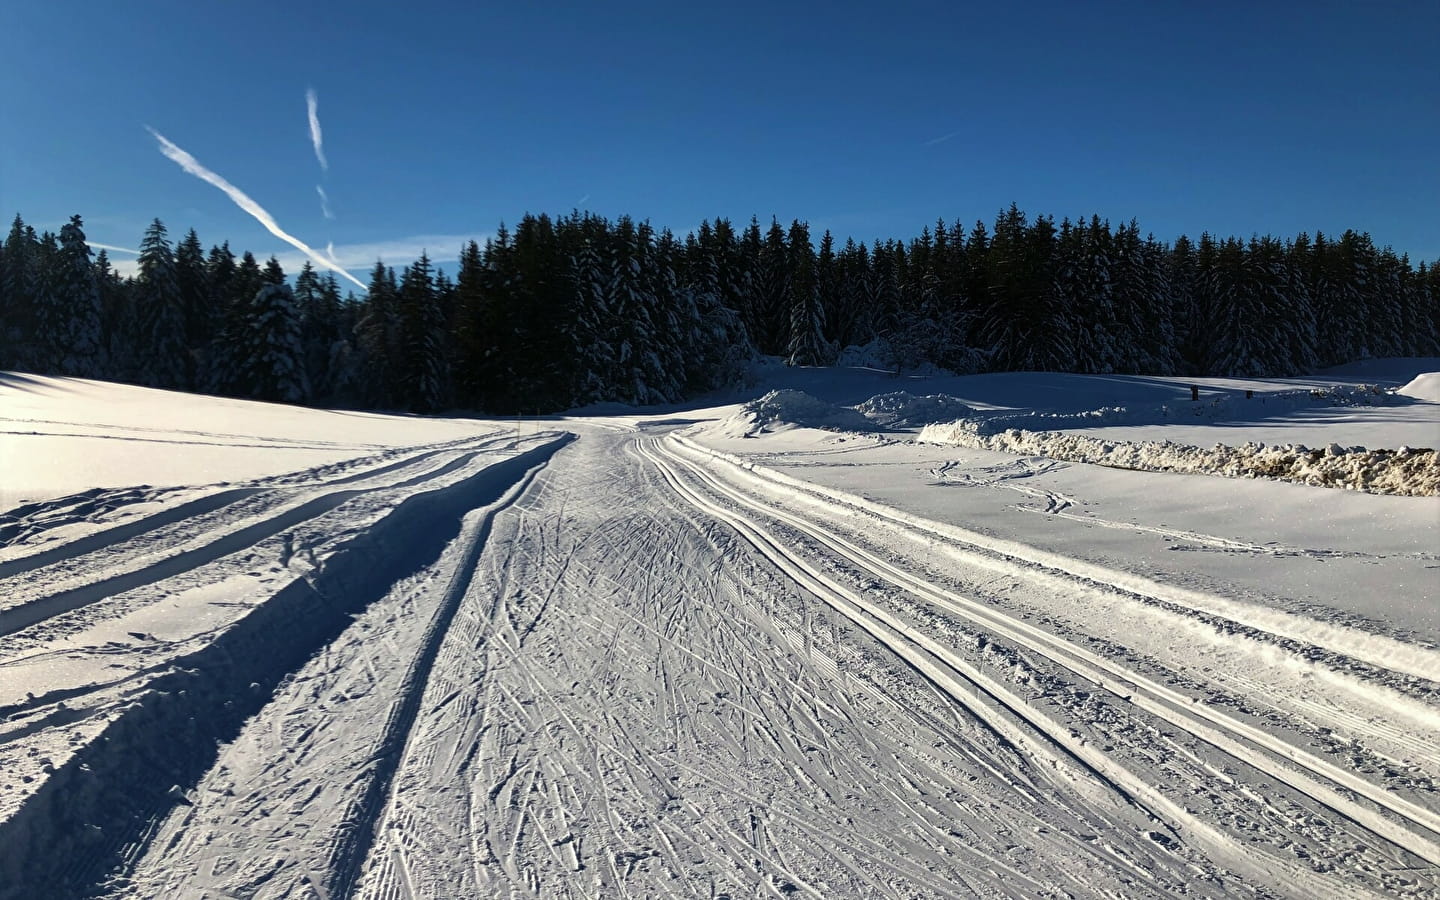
[396,251,447,411]
[786,220,829,366]
[174,230,210,347]
[133,219,188,388]
[1,216,38,369]
[262,256,286,286]
[355,260,400,407]
[237,283,309,403]
[36,215,105,377]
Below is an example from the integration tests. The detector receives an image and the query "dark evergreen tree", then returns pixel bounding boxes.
[396,251,448,411]
[37,215,105,377]
[133,219,188,388]
[236,283,309,403]
[2,216,39,369]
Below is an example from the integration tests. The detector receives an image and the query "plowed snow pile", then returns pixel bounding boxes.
[1399,373,1440,402]
[722,389,876,436]
[855,391,975,427]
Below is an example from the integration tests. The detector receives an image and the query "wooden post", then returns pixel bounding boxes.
[1190,385,1199,401]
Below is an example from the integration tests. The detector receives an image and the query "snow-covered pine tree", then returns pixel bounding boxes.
[751,219,792,356]
[237,283,309,404]
[133,219,189,389]
[567,235,617,406]
[37,215,105,377]
[786,220,830,366]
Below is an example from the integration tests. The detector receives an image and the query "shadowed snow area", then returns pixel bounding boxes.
[2,361,1438,898]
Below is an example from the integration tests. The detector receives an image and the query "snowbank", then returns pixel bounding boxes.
[856,391,976,427]
[919,422,1440,496]
[721,389,876,437]
[1398,373,1440,403]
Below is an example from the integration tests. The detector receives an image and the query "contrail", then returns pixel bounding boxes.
[147,127,366,291]
[88,242,140,255]
[316,185,334,220]
[306,88,328,171]
[922,131,959,147]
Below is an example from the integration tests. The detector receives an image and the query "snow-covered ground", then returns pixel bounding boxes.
[1,361,1438,898]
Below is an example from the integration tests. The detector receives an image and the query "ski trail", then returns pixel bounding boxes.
[655,434,1440,895]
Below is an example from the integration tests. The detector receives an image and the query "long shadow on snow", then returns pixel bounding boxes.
[0,433,575,900]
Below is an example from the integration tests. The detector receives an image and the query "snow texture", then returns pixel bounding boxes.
[1399,372,1440,402]
[2,361,1439,899]
[855,391,975,427]
[722,388,876,436]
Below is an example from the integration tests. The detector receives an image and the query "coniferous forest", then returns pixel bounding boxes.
[2,208,1437,414]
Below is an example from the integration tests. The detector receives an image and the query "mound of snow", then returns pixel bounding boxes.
[857,392,976,428]
[723,390,876,437]
[1398,373,1440,403]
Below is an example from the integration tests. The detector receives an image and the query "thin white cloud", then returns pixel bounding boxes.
[306,88,328,172]
[316,184,334,220]
[271,233,489,277]
[88,242,140,255]
[922,131,959,147]
[576,193,591,207]
[147,126,366,292]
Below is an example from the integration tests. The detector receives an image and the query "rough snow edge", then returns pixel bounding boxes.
[916,420,1439,497]
[0,435,574,899]
[670,433,1440,685]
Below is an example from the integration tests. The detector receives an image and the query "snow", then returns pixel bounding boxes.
[3,360,1439,898]
[720,388,876,436]
[1399,372,1440,402]
[0,372,490,508]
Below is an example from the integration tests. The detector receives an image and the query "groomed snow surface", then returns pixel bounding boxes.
[1,360,1438,898]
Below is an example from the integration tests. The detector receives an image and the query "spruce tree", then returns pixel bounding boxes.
[38,215,105,377]
[133,219,188,388]
[2,216,38,369]
[237,283,309,403]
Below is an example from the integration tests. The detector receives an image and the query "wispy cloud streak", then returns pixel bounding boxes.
[316,185,335,220]
[89,242,140,255]
[306,88,328,171]
[922,131,959,147]
[147,126,366,291]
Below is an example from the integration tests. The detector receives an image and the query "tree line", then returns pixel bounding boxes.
[2,208,1436,414]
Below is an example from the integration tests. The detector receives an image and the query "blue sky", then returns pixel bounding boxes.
[4,1,1436,284]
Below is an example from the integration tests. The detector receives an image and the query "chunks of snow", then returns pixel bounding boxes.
[856,392,975,427]
[722,389,876,437]
[917,422,1439,496]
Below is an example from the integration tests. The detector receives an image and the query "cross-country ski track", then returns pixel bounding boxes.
[3,413,1438,897]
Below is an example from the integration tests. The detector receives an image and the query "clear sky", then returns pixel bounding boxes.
[4,1,1436,283]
